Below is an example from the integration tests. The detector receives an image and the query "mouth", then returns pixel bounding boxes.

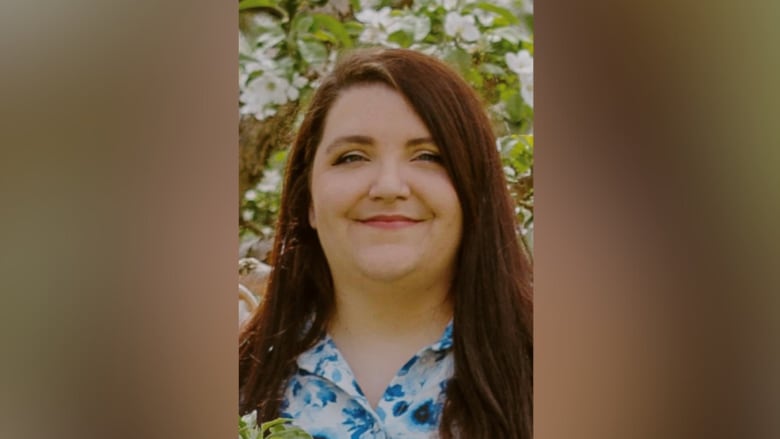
[358,214,422,229]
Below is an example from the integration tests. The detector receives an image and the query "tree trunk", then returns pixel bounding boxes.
[238,102,299,216]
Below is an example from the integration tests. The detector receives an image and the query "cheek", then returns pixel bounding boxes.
[308,186,344,229]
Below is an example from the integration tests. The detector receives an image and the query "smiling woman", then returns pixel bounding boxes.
[310,84,462,296]
[239,48,533,439]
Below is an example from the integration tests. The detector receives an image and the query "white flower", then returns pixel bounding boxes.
[242,46,277,76]
[240,73,292,120]
[440,0,460,10]
[241,410,258,426]
[356,7,396,45]
[267,75,291,105]
[490,26,523,44]
[256,31,285,49]
[397,14,431,41]
[505,50,533,77]
[355,6,393,28]
[506,50,533,108]
[241,209,254,222]
[239,410,260,439]
[359,25,391,45]
[444,12,480,42]
[522,0,534,14]
[285,73,308,101]
[257,169,281,192]
[359,0,380,9]
[251,13,279,29]
[286,83,300,101]
[474,9,495,26]
[292,73,308,89]
[520,80,533,108]
[312,50,339,78]
[239,32,252,55]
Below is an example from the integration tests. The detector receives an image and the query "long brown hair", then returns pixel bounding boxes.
[239,48,533,438]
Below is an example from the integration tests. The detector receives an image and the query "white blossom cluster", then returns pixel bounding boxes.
[506,49,534,108]
[355,4,431,47]
[241,168,282,226]
[353,0,533,108]
[239,411,261,439]
[239,16,309,121]
[239,1,534,119]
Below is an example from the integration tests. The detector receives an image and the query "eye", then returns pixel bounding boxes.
[333,151,368,165]
[412,151,443,163]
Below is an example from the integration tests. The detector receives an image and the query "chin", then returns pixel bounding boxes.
[357,262,417,282]
[354,253,419,282]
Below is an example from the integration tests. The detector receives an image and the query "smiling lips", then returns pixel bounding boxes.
[358,214,422,229]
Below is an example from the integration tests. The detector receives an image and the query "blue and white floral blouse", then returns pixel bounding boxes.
[280,321,454,439]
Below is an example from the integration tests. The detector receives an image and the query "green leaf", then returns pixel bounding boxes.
[520,134,534,149]
[479,62,505,76]
[297,38,328,65]
[257,418,313,439]
[311,13,353,48]
[387,30,414,48]
[522,41,534,56]
[465,67,484,87]
[505,90,525,122]
[311,29,337,43]
[490,26,522,45]
[238,0,289,22]
[267,429,313,438]
[269,149,289,167]
[294,14,314,34]
[238,417,250,439]
[246,69,265,83]
[468,2,520,25]
[443,47,472,73]
[239,53,256,63]
[500,134,533,174]
[260,417,295,432]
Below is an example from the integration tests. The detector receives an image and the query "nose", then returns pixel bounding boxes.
[368,160,410,201]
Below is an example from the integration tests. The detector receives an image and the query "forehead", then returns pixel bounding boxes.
[317,84,432,150]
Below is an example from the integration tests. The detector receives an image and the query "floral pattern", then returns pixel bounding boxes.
[280,321,454,438]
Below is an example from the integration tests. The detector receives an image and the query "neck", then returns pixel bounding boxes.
[328,276,453,344]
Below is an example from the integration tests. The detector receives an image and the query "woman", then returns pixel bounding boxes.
[239,48,533,438]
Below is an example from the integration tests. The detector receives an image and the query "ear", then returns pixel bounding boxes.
[308,204,317,229]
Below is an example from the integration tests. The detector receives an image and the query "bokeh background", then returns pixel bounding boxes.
[1,0,779,438]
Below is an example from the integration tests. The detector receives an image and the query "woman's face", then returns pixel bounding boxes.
[309,84,463,289]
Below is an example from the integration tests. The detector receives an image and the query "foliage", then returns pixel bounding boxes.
[240,411,313,439]
[239,0,534,252]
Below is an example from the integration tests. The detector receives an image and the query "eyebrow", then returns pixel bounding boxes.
[323,135,436,154]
